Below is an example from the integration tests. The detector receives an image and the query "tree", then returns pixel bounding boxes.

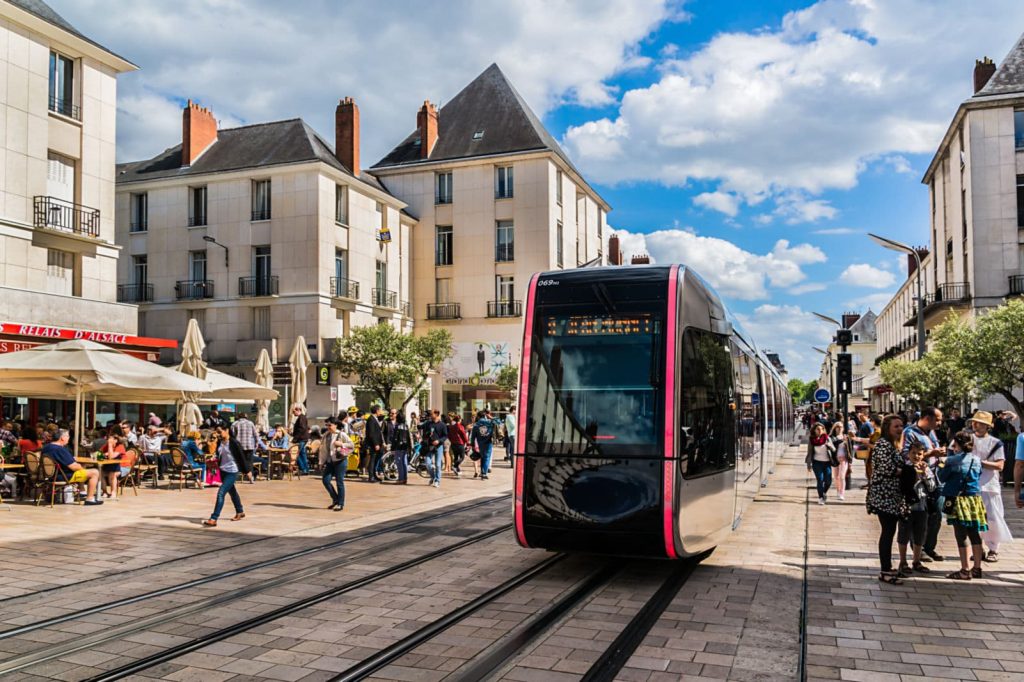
[495,364,519,395]
[879,317,975,409]
[334,325,453,409]
[955,298,1024,418]
[787,378,808,403]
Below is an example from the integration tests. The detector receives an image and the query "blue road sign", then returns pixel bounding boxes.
[814,388,831,403]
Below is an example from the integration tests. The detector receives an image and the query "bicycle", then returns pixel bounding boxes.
[407,442,435,479]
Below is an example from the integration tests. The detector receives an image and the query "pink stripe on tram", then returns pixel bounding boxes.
[513,273,539,548]
[663,265,679,559]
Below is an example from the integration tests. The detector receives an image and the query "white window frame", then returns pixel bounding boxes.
[495,165,514,199]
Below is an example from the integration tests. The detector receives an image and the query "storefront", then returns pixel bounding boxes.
[438,340,517,421]
[0,321,177,424]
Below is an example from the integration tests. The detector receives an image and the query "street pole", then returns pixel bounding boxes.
[913,249,925,360]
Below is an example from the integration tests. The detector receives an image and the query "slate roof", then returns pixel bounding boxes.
[116,118,386,192]
[373,63,580,174]
[974,32,1024,97]
[5,0,134,65]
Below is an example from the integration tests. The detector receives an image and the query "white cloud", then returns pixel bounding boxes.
[613,228,825,300]
[813,227,859,235]
[693,191,740,216]
[789,282,828,295]
[53,0,676,162]
[839,263,897,288]
[844,291,897,312]
[564,0,1024,218]
[735,304,835,381]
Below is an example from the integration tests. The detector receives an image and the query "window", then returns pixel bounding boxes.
[253,307,271,340]
[435,172,452,204]
[48,51,74,117]
[1017,175,1024,228]
[680,329,736,478]
[189,250,207,282]
[334,248,348,282]
[254,246,271,279]
[251,180,271,221]
[132,255,148,285]
[46,249,74,296]
[1015,111,1024,149]
[556,220,564,268]
[130,193,148,232]
[436,278,451,303]
[376,260,388,291]
[496,275,514,302]
[852,354,863,365]
[495,165,514,199]
[435,225,453,266]
[335,184,348,225]
[495,220,514,262]
[47,152,75,204]
[189,186,207,227]
[555,170,563,205]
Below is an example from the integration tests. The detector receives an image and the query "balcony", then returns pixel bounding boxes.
[175,280,214,300]
[117,283,153,303]
[188,216,207,227]
[33,196,100,238]
[401,301,411,318]
[238,275,278,297]
[427,303,461,320]
[371,288,398,309]
[487,300,522,318]
[905,282,971,326]
[251,208,271,221]
[1009,275,1024,297]
[48,96,81,121]
[495,244,514,262]
[330,277,359,300]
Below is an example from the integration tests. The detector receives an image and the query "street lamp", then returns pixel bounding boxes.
[812,311,849,416]
[812,346,835,405]
[869,232,925,360]
[202,235,229,268]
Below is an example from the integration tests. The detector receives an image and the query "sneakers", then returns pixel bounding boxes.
[332,504,343,512]
[817,497,825,505]
[837,493,845,501]
[481,474,489,480]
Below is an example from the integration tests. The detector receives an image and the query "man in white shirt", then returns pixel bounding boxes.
[504,406,517,462]
[971,411,1012,562]
[139,426,167,479]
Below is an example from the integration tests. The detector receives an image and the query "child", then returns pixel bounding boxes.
[896,442,937,575]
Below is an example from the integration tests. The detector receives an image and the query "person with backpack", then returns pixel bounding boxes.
[448,415,468,477]
[320,420,353,511]
[390,413,412,484]
[938,430,988,580]
[470,410,497,480]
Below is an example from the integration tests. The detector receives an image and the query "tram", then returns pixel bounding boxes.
[513,264,794,559]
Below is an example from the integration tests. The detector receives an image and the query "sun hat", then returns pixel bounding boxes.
[968,410,994,428]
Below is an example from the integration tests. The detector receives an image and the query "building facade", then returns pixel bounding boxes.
[115,100,413,420]
[816,311,877,412]
[370,64,611,417]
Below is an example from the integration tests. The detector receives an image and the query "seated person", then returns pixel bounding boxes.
[42,429,102,505]
[98,430,127,499]
[180,431,208,487]
[139,425,170,478]
[17,427,40,456]
[269,425,290,449]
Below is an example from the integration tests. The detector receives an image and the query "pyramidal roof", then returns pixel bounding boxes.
[373,63,579,172]
[974,32,1024,98]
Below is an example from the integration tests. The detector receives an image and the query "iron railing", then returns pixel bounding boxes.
[372,288,398,309]
[175,280,214,300]
[33,196,100,238]
[1009,275,1024,296]
[48,96,80,121]
[330,277,359,300]
[495,243,514,262]
[238,275,278,297]
[487,300,522,318]
[427,303,461,320]
[117,283,153,303]
[188,215,207,227]
[401,301,411,318]
[251,208,271,221]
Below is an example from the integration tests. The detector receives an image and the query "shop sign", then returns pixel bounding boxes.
[0,321,176,348]
[316,365,331,386]
[0,338,156,360]
[441,341,516,387]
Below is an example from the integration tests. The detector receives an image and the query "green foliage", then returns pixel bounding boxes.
[953,299,1024,417]
[787,378,819,404]
[495,364,519,394]
[334,326,453,408]
[879,314,975,409]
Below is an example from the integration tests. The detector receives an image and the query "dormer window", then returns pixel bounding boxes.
[472,130,484,140]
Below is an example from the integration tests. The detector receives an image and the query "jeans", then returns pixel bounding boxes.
[296,441,309,473]
[183,452,207,482]
[811,460,832,499]
[877,512,899,572]
[430,444,444,484]
[211,471,243,520]
[923,495,944,554]
[321,460,345,507]
[394,449,408,482]
[480,442,493,475]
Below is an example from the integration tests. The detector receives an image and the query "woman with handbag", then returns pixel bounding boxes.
[828,422,852,501]
[938,431,988,580]
[202,425,250,527]
[866,414,911,585]
[321,420,353,511]
[806,423,836,505]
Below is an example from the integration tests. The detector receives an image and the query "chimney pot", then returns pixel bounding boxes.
[182,99,218,166]
[417,100,438,159]
[335,98,360,176]
[630,254,650,265]
[974,56,996,94]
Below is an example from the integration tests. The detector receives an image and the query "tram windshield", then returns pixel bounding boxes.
[527,286,665,455]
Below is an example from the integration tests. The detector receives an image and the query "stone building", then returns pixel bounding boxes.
[816,311,877,412]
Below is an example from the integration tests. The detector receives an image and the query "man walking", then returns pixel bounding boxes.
[231,412,258,483]
[426,410,448,488]
[504,406,517,463]
[471,410,496,480]
[290,404,310,474]
[364,406,385,483]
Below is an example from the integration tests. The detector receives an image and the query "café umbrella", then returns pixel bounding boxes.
[289,336,311,412]
[176,318,207,437]
[0,339,210,455]
[254,349,274,431]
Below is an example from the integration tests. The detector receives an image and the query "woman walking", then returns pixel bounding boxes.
[806,423,836,505]
[938,431,988,580]
[968,412,1013,562]
[867,414,911,585]
[829,422,852,501]
[203,424,249,527]
[448,414,468,478]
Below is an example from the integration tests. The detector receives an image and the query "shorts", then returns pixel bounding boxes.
[68,469,89,484]
[897,510,927,546]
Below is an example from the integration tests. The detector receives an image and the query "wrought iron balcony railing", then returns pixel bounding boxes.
[175,280,214,300]
[487,300,522,318]
[33,196,100,238]
[117,283,153,303]
[238,275,278,297]
[330,277,359,300]
[371,288,398,309]
[427,303,461,320]
[48,96,81,121]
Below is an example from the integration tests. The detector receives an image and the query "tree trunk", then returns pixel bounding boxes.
[996,388,1024,421]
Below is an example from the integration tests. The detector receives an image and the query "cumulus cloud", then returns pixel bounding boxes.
[612,228,825,300]
[53,0,675,162]
[845,291,897,312]
[839,263,897,289]
[693,191,740,216]
[813,227,859,236]
[563,0,1024,221]
[789,282,828,295]
[735,304,835,381]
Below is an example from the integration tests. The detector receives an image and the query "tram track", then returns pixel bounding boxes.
[0,494,509,641]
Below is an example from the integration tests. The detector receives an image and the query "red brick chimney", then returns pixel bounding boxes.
[841,312,861,329]
[335,97,360,175]
[630,254,650,265]
[417,100,438,158]
[974,57,996,94]
[608,234,623,265]
[182,100,217,166]
[907,247,929,278]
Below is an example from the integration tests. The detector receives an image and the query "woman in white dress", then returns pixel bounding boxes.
[970,411,1013,562]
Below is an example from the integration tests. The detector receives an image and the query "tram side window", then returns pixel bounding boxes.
[680,328,735,478]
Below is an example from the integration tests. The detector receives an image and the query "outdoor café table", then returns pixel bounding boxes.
[0,461,24,509]
[267,447,291,480]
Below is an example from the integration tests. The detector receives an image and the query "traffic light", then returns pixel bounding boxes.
[836,353,853,390]
[836,329,853,346]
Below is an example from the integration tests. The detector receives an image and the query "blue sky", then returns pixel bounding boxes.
[56,0,1024,379]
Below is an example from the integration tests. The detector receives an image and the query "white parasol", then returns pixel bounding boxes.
[254,349,274,431]
[289,336,311,412]
[176,318,207,436]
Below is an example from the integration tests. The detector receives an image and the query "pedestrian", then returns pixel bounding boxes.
[230,412,258,483]
[202,424,249,527]
[320,420,351,511]
[944,408,965,445]
[390,412,412,484]
[425,410,448,487]
[866,414,911,585]
[896,442,937,576]
[938,431,988,580]
[828,422,851,502]
[504,406,517,462]
[994,411,1018,486]
[364,405,385,483]
[806,423,835,505]
[968,411,1012,562]
[858,414,881,490]
[902,407,947,562]
[448,414,468,477]
[471,410,497,480]
[290,404,310,474]
[442,412,454,473]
